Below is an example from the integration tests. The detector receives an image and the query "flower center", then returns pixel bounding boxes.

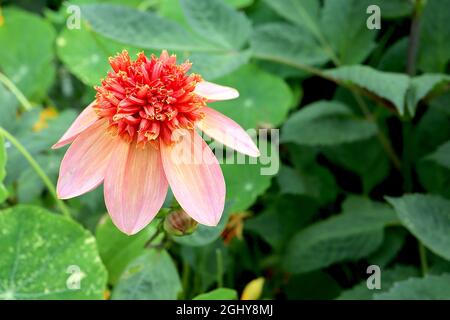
[94,50,206,147]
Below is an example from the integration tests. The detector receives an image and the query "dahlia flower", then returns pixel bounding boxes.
[53,50,259,235]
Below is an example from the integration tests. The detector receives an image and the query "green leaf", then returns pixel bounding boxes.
[57,26,141,86]
[417,141,450,198]
[112,250,181,300]
[368,228,406,268]
[276,165,337,204]
[378,37,409,72]
[262,0,380,65]
[180,0,251,50]
[247,0,288,25]
[283,145,339,204]
[95,215,158,285]
[250,23,329,67]
[419,0,450,72]
[70,188,107,231]
[79,3,250,79]
[221,159,275,213]
[173,206,230,247]
[387,194,450,260]
[158,0,253,26]
[425,140,450,170]
[16,154,60,204]
[0,205,107,299]
[281,101,377,146]
[188,50,251,80]
[406,74,450,116]
[414,103,450,159]
[245,195,318,250]
[340,195,395,215]
[326,66,410,115]
[429,256,450,275]
[0,8,56,101]
[417,160,450,199]
[256,59,309,80]
[263,0,321,37]
[80,4,212,51]
[0,83,18,132]
[225,0,254,8]
[193,288,238,300]
[283,198,397,273]
[212,64,293,129]
[375,274,450,300]
[338,265,419,300]
[369,0,413,19]
[158,0,190,27]
[0,135,8,203]
[321,0,377,64]
[321,137,390,193]
[71,0,143,6]
[5,109,77,183]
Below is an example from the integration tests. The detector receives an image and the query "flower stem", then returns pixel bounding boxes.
[216,248,224,288]
[418,241,428,276]
[145,221,163,248]
[180,261,190,299]
[407,0,425,76]
[402,120,414,191]
[0,71,33,112]
[0,126,71,218]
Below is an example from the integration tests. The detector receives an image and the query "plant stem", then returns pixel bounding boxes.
[144,218,164,248]
[180,261,190,299]
[0,127,71,218]
[407,0,427,275]
[255,53,403,170]
[216,248,224,288]
[418,241,428,276]
[0,71,33,111]
[253,54,397,112]
[402,120,414,191]
[406,0,425,76]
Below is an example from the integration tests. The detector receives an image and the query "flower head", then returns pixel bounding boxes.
[95,50,207,147]
[53,50,259,235]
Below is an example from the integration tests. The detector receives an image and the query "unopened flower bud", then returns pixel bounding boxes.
[164,209,198,236]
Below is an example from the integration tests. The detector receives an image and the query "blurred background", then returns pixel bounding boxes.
[0,0,450,300]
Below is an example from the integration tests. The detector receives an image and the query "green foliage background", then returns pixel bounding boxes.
[0,0,449,300]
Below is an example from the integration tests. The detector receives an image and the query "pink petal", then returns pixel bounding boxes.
[197,106,260,157]
[104,140,168,235]
[160,130,225,226]
[52,102,99,149]
[57,121,116,199]
[194,81,239,101]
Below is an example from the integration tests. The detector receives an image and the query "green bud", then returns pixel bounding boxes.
[164,209,198,236]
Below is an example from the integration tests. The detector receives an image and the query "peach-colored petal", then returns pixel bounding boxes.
[197,106,260,157]
[194,81,239,101]
[160,130,225,226]
[52,102,99,149]
[57,121,115,199]
[104,140,168,235]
